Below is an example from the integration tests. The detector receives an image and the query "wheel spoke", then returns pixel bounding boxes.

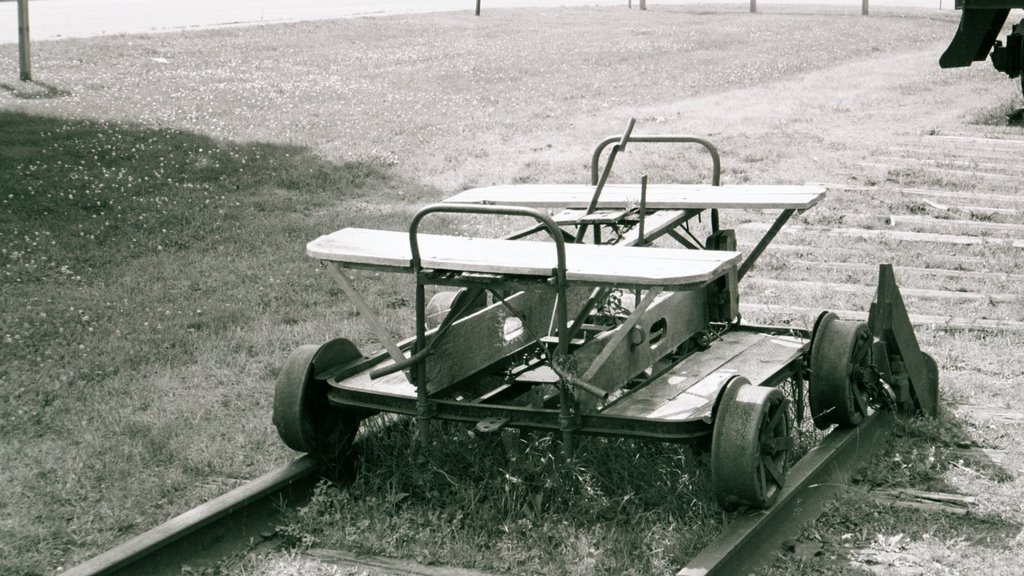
[852,345,869,366]
[765,399,788,433]
[851,382,868,415]
[852,332,871,366]
[758,460,769,496]
[762,455,785,488]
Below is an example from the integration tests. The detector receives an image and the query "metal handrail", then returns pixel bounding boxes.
[589,134,723,232]
[589,134,722,186]
[408,203,568,289]
[404,203,584,450]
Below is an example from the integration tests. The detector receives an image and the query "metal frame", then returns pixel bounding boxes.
[327,323,807,443]
[316,129,820,452]
[941,0,1024,97]
[274,123,940,517]
[407,204,579,450]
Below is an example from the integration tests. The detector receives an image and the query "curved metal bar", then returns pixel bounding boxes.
[407,203,575,447]
[408,203,569,356]
[583,118,637,222]
[589,134,722,186]
[367,286,485,380]
[589,133,723,233]
[408,203,568,286]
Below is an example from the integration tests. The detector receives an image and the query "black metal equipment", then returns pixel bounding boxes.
[941,0,1024,97]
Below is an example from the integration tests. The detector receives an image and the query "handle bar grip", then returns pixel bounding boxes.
[618,117,636,151]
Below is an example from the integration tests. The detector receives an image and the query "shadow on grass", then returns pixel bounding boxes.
[0,109,443,576]
[0,80,72,99]
[0,108,440,276]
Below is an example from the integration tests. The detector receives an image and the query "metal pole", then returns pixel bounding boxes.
[18,0,31,81]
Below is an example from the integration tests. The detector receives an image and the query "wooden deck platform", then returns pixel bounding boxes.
[308,228,741,289]
[601,330,806,421]
[444,183,826,210]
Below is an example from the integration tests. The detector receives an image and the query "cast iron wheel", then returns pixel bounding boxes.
[273,338,362,462]
[711,377,791,512]
[808,311,873,430]
[426,291,461,330]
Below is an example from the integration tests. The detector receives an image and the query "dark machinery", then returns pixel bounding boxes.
[941,1,1024,97]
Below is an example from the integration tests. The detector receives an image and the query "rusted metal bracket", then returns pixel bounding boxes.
[868,264,938,418]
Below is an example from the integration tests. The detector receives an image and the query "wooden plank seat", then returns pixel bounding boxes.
[443,183,826,211]
[307,228,741,289]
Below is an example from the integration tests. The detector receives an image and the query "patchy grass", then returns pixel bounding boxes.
[0,110,432,576]
[281,421,721,576]
[1,4,1020,576]
[762,413,1024,575]
[970,99,1024,126]
[267,376,828,575]
[760,330,1024,576]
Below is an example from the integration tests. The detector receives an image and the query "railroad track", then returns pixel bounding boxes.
[61,456,321,576]
[740,123,1024,335]
[61,414,894,576]
[63,124,1021,576]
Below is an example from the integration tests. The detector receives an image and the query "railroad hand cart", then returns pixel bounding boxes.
[273,121,940,511]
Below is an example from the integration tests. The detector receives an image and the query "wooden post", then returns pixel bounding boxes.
[475,0,481,16]
[862,0,869,16]
[639,0,646,10]
[750,0,757,13]
[17,0,31,81]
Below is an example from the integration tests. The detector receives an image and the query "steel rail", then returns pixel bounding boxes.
[64,412,894,576]
[61,455,322,576]
[678,410,894,576]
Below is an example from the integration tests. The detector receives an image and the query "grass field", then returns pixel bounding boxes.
[2,4,1023,575]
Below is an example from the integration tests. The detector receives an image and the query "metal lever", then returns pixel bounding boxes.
[584,117,637,222]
